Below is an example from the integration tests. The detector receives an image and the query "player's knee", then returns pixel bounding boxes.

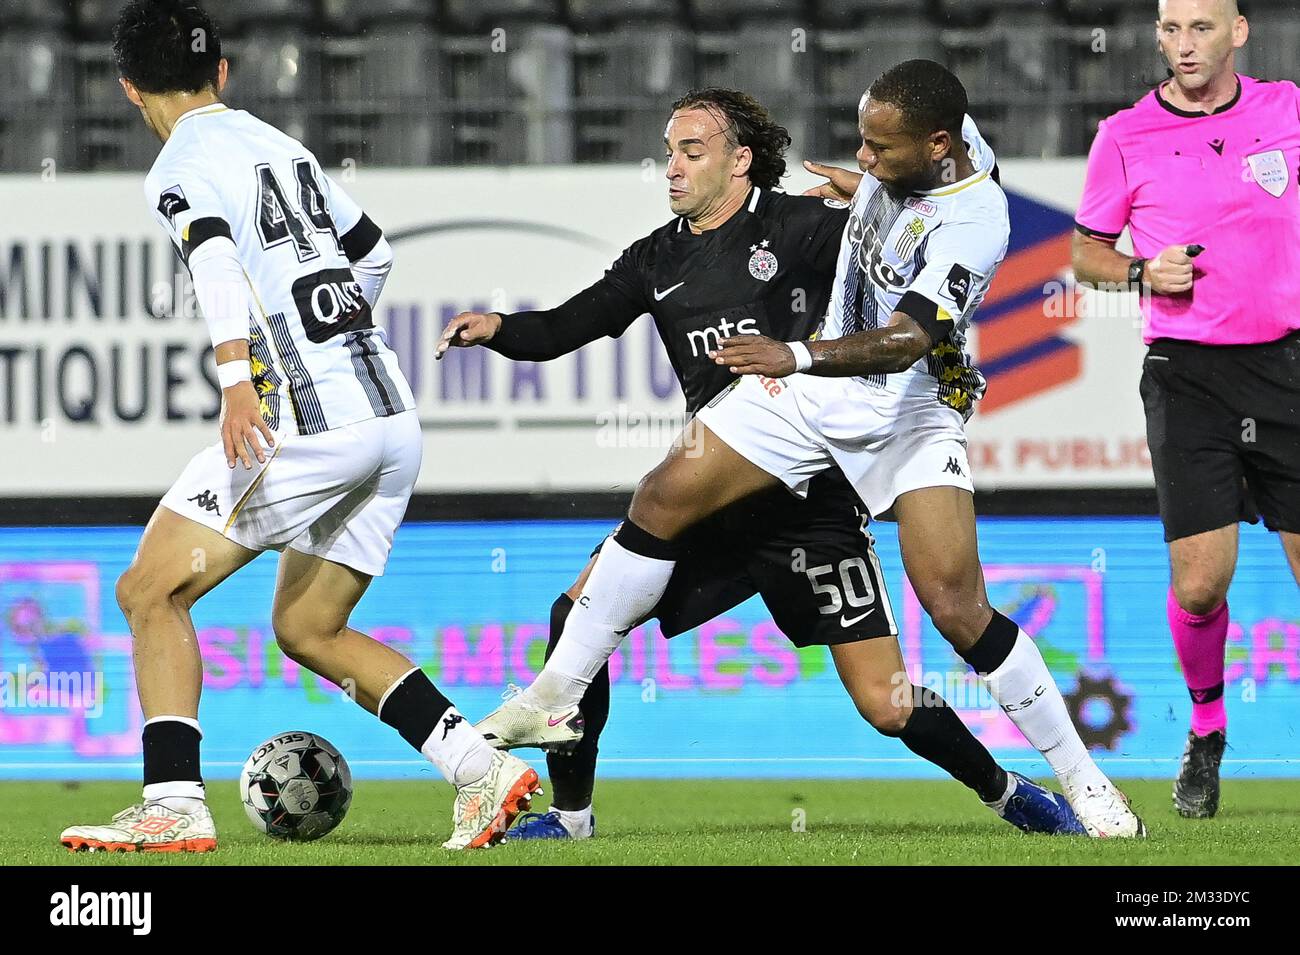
[115,564,189,627]
[855,683,911,737]
[271,605,342,660]
[629,469,693,536]
[921,589,979,642]
[1172,577,1229,616]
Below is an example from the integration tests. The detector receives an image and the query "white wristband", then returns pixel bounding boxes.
[216,359,252,389]
[788,341,813,373]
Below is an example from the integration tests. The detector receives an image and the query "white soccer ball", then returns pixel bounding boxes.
[239,731,353,841]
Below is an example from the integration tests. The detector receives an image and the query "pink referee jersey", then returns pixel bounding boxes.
[1076,74,1300,345]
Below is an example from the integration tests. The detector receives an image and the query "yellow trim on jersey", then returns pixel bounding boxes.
[173,104,230,130]
[920,169,990,198]
[240,266,303,430]
[223,438,285,534]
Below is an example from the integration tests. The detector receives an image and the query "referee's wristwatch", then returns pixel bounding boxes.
[1127,257,1148,289]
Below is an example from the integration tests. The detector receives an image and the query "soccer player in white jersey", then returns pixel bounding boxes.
[59,0,537,853]
[478,60,1147,838]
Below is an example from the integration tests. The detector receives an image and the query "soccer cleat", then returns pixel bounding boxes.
[60,802,218,853]
[1066,781,1147,838]
[507,810,596,841]
[442,750,542,850]
[1173,729,1225,819]
[995,772,1087,835]
[473,684,584,753]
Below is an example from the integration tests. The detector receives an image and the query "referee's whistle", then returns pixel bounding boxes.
[1185,244,1205,257]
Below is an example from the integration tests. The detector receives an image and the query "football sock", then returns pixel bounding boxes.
[142,716,205,807]
[543,594,609,811]
[1167,588,1229,738]
[895,687,1007,803]
[982,772,1018,814]
[378,667,495,786]
[555,805,594,838]
[530,521,678,709]
[963,611,1106,791]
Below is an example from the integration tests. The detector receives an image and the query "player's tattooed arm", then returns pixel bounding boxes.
[711,313,931,378]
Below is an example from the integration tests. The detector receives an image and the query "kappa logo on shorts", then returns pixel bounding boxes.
[943,457,964,477]
[187,490,221,515]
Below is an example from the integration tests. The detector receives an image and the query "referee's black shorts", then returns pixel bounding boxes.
[592,469,896,648]
[1140,330,1300,542]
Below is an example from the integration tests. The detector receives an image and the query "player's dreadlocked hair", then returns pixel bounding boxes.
[113,0,223,95]
[670,88,792,190]
[867,60,968,141]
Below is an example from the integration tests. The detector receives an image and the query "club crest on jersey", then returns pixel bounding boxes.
[822,197,850,209]
[748,241,778,282]
[157,185,190,224]
[904,196,938,217]
[1246,149,1288,198]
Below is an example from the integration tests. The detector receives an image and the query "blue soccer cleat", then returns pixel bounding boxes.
[506,810,596,841]
[996,772,1088,835]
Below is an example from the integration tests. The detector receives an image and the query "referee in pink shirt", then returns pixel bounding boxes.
[1073,0,1300,820]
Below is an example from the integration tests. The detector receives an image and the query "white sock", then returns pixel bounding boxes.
[982,630,1106,792]
[529,535,676,709]
[143,781,206,814]
[555,805,593,837]
[420,706,497,787]
[982,773,1017,813]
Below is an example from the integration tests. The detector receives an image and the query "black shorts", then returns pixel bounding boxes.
[593,468,896,648]
[1140,330,1300,542]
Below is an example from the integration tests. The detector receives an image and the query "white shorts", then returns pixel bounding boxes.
[696,373,973,520]
[160,410,421,576]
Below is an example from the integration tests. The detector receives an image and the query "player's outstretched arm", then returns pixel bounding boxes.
[710,312,931,379]
[436,276,645,363]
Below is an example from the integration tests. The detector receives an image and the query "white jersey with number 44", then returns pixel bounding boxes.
[145,104,413,435]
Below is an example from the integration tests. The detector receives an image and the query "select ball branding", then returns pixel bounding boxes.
[239,731,353,841]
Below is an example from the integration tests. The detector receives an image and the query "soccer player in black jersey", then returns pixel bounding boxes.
[439,89,1082,839]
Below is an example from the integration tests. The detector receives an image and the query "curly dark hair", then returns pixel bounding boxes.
[670,88,791,189]
[867,59,968,141]
[113,0,222,95]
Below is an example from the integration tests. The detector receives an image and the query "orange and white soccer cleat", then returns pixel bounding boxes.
[442,750,542,850]
[61,802,218,853]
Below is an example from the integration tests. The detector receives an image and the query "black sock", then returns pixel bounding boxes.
[613,518,679,560]
[142,719,202,787]
[543,594,609,811]
[958,610,1019,675]
[895,687,1007,803]
[378,668,455,752]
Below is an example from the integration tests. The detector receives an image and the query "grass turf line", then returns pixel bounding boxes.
[5,779,1298,865]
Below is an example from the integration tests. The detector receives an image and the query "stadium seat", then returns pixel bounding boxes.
[214,0,320,34]
[72,0,120,37]
[808,25,944,160]
[567,0,680,30]
[812,0,942,29]
[572,25,692,161]
[223,32,321,103]
[320,26,439,165]
[936,0,1062,27]
[0,30,70,107]
[1237,9,1300,82]
[684,0,797,28]
[441,0,562,32]
[321,0,433,34]
[0,0,69,28]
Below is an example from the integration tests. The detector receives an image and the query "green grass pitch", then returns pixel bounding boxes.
[6,778,1299,865]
